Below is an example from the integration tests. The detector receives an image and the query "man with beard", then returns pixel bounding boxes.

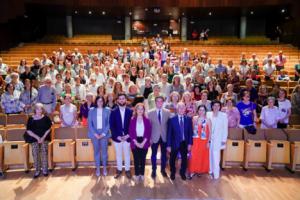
[110,93,133,179]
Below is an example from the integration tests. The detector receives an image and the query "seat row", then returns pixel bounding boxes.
[222,128,300,172]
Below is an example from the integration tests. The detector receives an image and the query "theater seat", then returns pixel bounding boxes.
[0,129,5,172]
[2,128,29,172]
[49,127,76,170]
[243,128,267,169]
[0,114,6,128]
[75,126,94,164]
[285,129,300,172]
[6,114,28,128]
[265,129,290,170]
[222,128,244,168]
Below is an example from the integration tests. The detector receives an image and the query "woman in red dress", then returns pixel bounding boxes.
[188,105,211,179]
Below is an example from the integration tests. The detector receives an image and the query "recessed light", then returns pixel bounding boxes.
[208,12,212,16]
[129,12,132,15]
[250,11,254,15]
[182,12,185,16]
[145,8,148,11]
[117,20,122,24]
[102,11,106,15]
[169,12,172,15]
[74,11,78,14]
[24,15,28,18]
[190,21,195,24]
[88,11,92,15]
[281,9,285,13]
[153,23,158,26]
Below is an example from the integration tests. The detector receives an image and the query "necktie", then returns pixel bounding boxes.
[158,110,161,124]
[180,116,185,141]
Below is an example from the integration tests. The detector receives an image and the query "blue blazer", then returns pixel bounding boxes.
[88,107,111,140]
[110,106,133,143]
[167,115,193,150]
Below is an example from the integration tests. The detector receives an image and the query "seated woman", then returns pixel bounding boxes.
[277,88,291,128]
[129,103,151,181]
[24,103,52,178]
[60,94,78,127]
[79,93,95,126]
[1,83,24,114]
[20,79,38,114]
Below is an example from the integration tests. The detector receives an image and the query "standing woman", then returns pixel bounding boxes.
[60,94,78,127]
[79,93,95,126]
[25,103,52,178]
[88,96,111,176]
[207,100,228,179]
[277,88,291,128]
[129,103,152,181]
[20,79,38,114]
[221,98,240,128]
[188,105,211,179]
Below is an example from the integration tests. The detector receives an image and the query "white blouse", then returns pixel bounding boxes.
[136,120,145,137]
[97,108,103,129]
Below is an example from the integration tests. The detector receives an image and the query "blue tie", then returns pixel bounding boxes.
[158,110,161,124]
[180,116,185,141]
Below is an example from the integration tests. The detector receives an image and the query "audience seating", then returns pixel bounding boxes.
[0,114,6,128]
[265,129,290,170]
[243,128,267,169]
[285,129,300,172]
[49,127,76,170]
[75,126,94,164]
[0,129,5,172]
[6,114,28,128]
[289,115,300,128]
[2,128,29,172]
[222,128,244,168]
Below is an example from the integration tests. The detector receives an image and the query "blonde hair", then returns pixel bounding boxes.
[33,103,46,115]
[132,103,146,118]
[182,91,192,103]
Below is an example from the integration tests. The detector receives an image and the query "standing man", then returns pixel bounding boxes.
[167,102,193,180]
[207,100,228,179]
[37,77,56,114]
[148,96,171,178]
[110,93,133,179]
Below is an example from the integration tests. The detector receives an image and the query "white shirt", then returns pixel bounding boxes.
[278,99,291,124]
[97,108,103,129]
[263,64,276,76]
[119,106,126,128]
[60,104,77,126]
[136,120,145,137]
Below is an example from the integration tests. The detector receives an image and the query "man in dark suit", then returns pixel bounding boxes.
[110,93,133,179]
[167,102,193,180]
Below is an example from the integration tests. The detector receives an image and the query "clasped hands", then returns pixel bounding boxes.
[94,133,105,140]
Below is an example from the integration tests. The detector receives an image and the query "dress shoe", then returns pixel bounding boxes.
[125,171,132,179]
[33,171,41,179]
[180,174,187,181]
[96,168,101,177]
[151,171,156,179]
[161,171,168,178]
[0,172,3,177]
[140,175,144,181]
[114,170,122,179]
[103,167,108,176]
[170,173,175,180]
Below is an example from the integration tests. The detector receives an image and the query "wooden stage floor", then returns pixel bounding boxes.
[0,166,299,200]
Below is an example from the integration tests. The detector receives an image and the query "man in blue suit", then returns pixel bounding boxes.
[110,93,133,179]
[167,102,193,180]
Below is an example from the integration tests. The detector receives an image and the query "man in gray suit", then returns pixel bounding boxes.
[148,96,171,178]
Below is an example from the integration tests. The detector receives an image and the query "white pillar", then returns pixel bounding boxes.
[66,15,73,38]
[181,17,187,41]
[125,16,131,40]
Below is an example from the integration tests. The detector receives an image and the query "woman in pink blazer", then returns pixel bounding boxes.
[129,103,152,181]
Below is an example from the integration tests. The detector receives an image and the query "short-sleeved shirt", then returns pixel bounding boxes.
[278,99,291,124]
[26,115,52,142]
[236,101,256,126]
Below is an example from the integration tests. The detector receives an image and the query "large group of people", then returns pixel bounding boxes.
[0,36,299,180]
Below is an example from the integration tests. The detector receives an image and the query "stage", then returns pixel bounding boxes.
[0,166,299,200]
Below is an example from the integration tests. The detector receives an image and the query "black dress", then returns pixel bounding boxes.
[25,116,52,143]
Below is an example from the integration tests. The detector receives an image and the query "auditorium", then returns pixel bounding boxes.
[0,0,300,199]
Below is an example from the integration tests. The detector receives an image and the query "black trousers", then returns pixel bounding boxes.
[132,137,148,176]
[169,141,188,176]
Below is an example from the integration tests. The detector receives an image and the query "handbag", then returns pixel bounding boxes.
[245,125,257,135]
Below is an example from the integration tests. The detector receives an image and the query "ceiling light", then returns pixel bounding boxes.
[208,12,212,16]
[250,11,254,15]
[129,12,132,15]
[281,9,285,13]
[102,11,106,15]
[74,11,78,14]
[88,11,92,15]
